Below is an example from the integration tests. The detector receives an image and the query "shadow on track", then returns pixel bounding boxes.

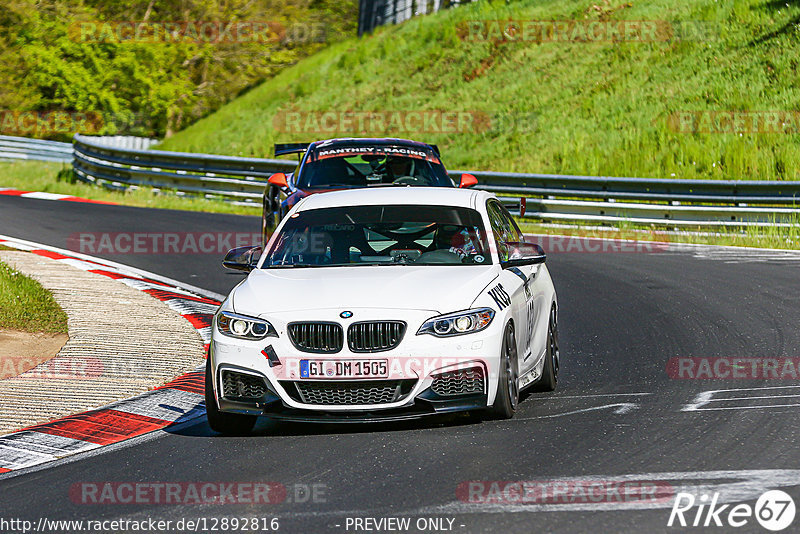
[164,387,555,439]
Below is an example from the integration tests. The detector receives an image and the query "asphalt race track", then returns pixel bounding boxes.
[2,195,800,533]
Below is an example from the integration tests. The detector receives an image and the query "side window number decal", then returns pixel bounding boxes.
[488,283,511,310]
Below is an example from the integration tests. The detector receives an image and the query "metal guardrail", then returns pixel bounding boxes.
[358,0,475,36]
[460,170,800,204]
[2,134,799,226]
[455,169,800,226]
[73,134,294,205]
[0,135,73,163]
[84,135,159,151]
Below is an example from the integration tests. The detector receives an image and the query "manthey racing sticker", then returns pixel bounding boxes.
[312,145,440,163]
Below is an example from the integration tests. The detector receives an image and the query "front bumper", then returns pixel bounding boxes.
[209,307,503,421]
[217,391,488,423]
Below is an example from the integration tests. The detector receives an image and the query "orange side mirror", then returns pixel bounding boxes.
[459,173,478,188]
[268,172,288,189]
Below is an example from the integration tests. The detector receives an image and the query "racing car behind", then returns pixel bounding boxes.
[262,137,477,245]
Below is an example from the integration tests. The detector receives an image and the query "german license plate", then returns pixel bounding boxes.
[299,359,388,379]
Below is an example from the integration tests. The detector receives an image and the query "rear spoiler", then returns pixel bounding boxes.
[274,143,311,157]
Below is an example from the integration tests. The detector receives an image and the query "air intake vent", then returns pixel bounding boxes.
[288,379,415,405]
[288,322,343,353]
[221,370,268,399]
[431,367,485,396]
[347,321,406,352]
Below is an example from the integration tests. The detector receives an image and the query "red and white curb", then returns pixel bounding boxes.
[0,187,117,205]
[0,235,223,475]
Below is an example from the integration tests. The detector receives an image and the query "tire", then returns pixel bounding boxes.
[533,304,559,392]
[205,358,257,435]
[488,323,519,419]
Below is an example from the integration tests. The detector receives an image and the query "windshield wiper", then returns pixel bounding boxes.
[263,263,324,268]
[265,260,429,269]
[306,183,358,189]
[264,263,365,269]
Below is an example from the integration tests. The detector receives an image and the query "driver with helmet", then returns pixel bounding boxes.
[385,156,415,181]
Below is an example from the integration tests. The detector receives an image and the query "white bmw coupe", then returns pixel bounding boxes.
[206,187,558,434]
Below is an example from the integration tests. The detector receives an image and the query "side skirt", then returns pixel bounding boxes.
[519,348,546,390]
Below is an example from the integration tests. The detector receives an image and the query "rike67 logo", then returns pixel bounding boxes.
[668,490,796,531]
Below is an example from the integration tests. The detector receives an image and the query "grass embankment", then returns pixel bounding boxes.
[0,257,68,334]
[157,0,800,182]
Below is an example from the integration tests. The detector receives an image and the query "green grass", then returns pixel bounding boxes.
[0,259,68,334]
[158,0,800,181]
[0,160,259,215]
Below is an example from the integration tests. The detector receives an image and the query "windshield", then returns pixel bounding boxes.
[296,144,453,189]
[262,205,492,268]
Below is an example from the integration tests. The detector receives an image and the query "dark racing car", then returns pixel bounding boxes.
[261,138,477,245]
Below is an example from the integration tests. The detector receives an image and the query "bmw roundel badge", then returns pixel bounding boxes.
[340,311,353,319]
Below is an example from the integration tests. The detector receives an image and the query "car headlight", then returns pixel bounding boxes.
[417,308,495,337]
[216,311,277,340]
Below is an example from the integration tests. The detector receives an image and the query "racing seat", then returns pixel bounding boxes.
[418,225,464,264]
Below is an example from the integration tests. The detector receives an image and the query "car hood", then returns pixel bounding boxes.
[232,265,500,315]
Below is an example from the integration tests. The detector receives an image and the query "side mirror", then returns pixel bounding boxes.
[502,242,546,268]
[268,172,289,190]
[459,173,478,188]
[222,246,263,272]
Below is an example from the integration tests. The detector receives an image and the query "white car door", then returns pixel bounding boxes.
[486,200,548,378]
